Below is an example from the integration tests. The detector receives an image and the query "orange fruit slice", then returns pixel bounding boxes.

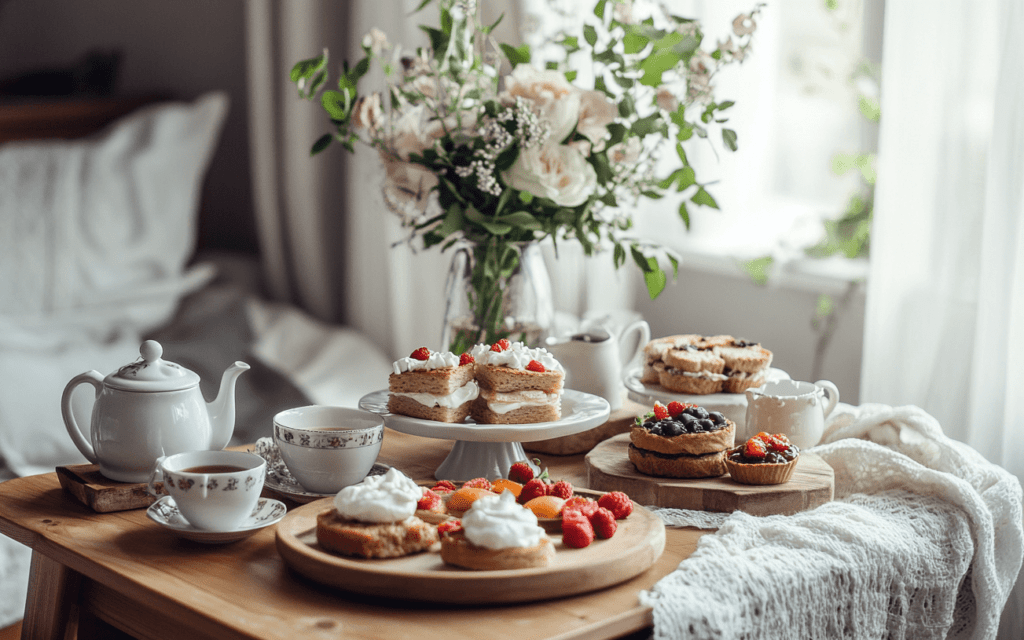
[490,478,523,498]
[523,495,566,519]
[446,487,496,513]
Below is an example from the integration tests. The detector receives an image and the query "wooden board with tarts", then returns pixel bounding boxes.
[274,489,665,604]
[586,433,834,517]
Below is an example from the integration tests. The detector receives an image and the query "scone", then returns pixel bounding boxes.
[469,339,564,424]
[713,338,774,393]
[628,402,735,478]
[440,490,555,570]
[388,347,478,422]
[315,467,439,558]
[724,432,800,485]
[641,335,773,395]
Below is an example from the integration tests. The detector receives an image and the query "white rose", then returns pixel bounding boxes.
[577,90,618,148]
[381,156,438,218]
[656,88,679,113]
[503,142,597,207]
[363,27,390,55]
[388,105,430,160]
[608,136,642,165]
[352,93,383,131]
[502,65,580,143]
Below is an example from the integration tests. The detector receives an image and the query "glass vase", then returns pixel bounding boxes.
[441,241,554,355]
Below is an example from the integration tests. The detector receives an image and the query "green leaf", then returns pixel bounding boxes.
[311,133,333,156]
[742,256,774,286]
[676,166,695,190]
[677,200,691,229]
[290,53,326,84]
[639,50,681,87]
[321,90,349,120]
[722,128,738,152]
[518,191,534,204]
[433,204,466,239]
[632,113,666,137]
[623,32,650,54]
[675,143,689,165]
[484,12,504,34]
[420,26,446,53]
[614,244,626,268]
[594,0,607,19]
[643,260,667,299]
[606,123,627,148]
[691,187,719,209]
[500,211,543,230]
[500,43,531,67]
[859,96,881,123]
[591,153,613,184]
[630,246,653,272]
[618,93,636,118]
[584,25,598,47]
[565,70,578,83]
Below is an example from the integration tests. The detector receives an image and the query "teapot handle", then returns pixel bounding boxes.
[61,371,103,464]
[815,380,840,419]
[618,320,651,370]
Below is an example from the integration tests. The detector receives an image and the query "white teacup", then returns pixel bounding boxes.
[148,450,266,531]
[744,379,840,449]
[273,406,384,494]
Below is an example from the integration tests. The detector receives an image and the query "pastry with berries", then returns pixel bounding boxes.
[440,490,555,570]
[387,347,479,422]
[628,401,736,478]
[468,340,565,424]
[640,334,772,395]
[725,432,800,485]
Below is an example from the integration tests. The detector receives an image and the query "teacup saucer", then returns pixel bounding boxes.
[147,496,287,544]
[251,437,391,503]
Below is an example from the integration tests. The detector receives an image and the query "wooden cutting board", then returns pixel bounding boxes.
[586,433,834,516]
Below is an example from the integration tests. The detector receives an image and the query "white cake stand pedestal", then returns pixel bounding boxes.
[358,389,610,481]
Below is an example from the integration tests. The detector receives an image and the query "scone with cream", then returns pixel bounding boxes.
[440,490,555,570]
[641,335,772,395]
[469,339,564,424]
[388,347,479,422]
[316,467,438,558]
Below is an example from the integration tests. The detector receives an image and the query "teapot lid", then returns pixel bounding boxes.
[105,340,200,392]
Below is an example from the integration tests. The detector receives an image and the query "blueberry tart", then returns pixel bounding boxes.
[628,402,735,478]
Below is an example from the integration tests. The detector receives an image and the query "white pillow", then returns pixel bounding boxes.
[0,92,228,336]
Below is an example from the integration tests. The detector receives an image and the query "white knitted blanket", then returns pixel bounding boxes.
[640,403,1024,640]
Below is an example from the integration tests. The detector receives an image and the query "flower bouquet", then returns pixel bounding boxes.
[291,0,759,354]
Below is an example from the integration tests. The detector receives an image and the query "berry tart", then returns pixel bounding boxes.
[469,340,565,424]
[724,432,800,485]
[628,402,735,478]
[388,347,478,422]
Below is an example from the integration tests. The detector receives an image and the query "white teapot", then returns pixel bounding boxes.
[546,320,650,410]
[61,340,250,482]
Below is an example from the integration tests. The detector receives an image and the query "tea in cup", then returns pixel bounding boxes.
[273,406,384,494]
[148,450,266,531]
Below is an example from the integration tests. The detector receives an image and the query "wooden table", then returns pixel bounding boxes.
[0,428,708,640]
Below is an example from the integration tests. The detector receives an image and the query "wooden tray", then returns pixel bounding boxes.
[275,491,666,604]
[57,464,162,513]
[586,433,834,517]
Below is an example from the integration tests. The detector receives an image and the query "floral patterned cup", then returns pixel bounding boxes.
[147,450,266,531]
[273,406,384,494]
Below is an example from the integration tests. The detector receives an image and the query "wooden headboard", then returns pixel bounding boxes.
[0,95,163,144]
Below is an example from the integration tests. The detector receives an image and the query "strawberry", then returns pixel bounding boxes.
[507,461,534,484]
[597,491,633,520]
[525,359,546,373]
[463,477,492,490]
[562,496,599,518]
[549,480,574,500]
[437,519,462,536]
[459,352,475,366]
[589,507,617,539]
[518,478,550,504]
[753,431,773,443]
[652,402,669,421]
[417,489,442,511]
[744,437,768,459]
[410,347,431,361]
[561,513,595,548]
[667,401,686,417]
[490,339,511,352]
[431,479,457,493]
[766,433,791,452]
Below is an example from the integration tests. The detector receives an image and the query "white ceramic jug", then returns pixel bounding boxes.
[546,320,650,410]
[744,379,840,449]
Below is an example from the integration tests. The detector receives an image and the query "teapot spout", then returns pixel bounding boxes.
[207,361,250,451]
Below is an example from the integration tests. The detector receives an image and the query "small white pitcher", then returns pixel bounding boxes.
[546,320,650,410]
[744,379,840,449]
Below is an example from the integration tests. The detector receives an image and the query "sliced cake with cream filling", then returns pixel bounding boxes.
[388,347,479,422]
[469,339,564,424]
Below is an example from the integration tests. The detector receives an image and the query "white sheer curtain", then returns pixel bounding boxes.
[862,1,1024,635]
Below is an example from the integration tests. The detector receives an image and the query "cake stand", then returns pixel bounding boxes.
[358,389,610,481]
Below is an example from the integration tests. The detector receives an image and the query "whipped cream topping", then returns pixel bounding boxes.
[333,467,422,523]
[484,389,562,414]
[393,350,460,374]
[666,368,729,381]
[470,341,564,373]
[462,490,546,549]
[393,380,480,408]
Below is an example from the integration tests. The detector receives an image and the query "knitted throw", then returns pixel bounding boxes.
[639,403,1024,639]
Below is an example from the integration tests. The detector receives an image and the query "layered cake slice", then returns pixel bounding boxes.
[388,347,478,422]
[469,339,564,424]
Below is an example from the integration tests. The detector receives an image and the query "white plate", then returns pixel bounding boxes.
[358,388,610,443]
[146,496,287,544]
[250,438,391,504]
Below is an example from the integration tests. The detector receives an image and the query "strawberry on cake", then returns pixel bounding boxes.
[469,339,564,424]
[388,347,479,422]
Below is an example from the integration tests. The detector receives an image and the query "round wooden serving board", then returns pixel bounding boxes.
[275,492,666,604]
[586,434,834,517]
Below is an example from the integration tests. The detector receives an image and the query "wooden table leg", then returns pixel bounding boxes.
[20,551,80,640]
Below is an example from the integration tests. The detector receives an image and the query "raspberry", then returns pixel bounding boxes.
[766,434,791,452]
[463,477,492,490]
[431,479,457,493]
[507,461,534,484]
[459,352,474,366]
[490,339,511,352]
[525,359,546,373]
[410,347,430,361]
[562,496,599,518]
[416,489,442,511]
[597,491,634,520]
[652,402,669,420]
[437,519,462,536]
[518,478,550,504]
[549,480,574,500]
[589,507,617,539]
[667,401,685,417]
[744,438,768,458]
[561,514,595,548]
